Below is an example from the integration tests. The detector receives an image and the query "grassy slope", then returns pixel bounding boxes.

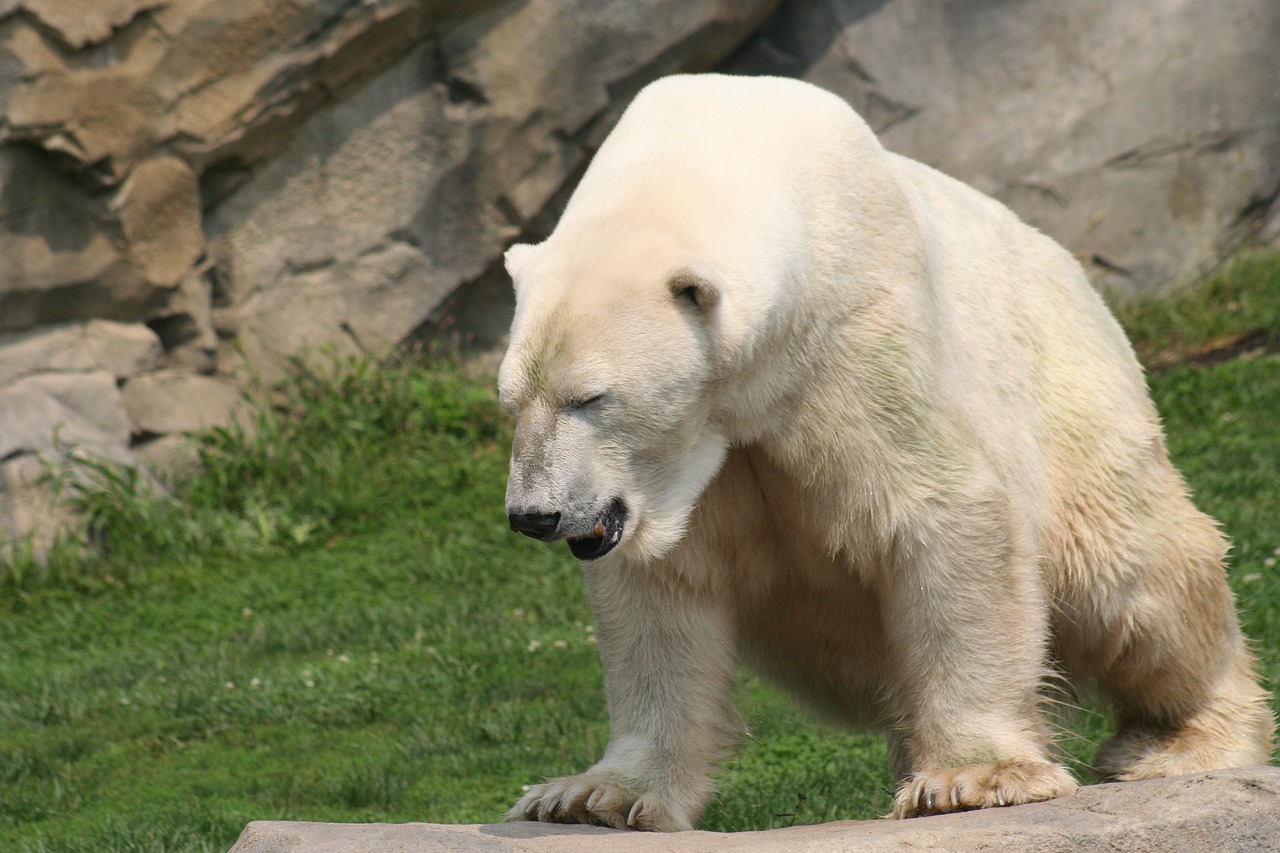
[1,252,1278,850]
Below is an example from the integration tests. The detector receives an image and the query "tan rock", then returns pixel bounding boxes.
[0,147,133,332]
[115,157,205,289]
[19,0,164,49]
[0,371,137,548]
[0,320,162,386]
[0,452,76,558]
[148,268,219,373]
[121,370,245,436]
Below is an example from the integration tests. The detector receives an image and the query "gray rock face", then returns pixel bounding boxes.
[0,369,138,555]
[226,766,1280,853]
[0,372,131,464]
[726,0,1280,296]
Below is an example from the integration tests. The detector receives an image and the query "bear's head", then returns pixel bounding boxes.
[497,221,736,563]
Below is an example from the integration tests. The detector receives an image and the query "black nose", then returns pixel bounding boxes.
[508,510,561,541]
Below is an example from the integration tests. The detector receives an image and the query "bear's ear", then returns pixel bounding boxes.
[504,243,536,283]
[667,269,720,311]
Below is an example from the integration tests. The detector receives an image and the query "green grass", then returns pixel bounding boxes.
[1117,250,1280,370]
[2,250,1279,850]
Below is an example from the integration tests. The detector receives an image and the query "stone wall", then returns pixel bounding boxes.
[1,0,1278,548]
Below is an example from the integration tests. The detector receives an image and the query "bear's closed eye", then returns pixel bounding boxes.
[567,394,605,410]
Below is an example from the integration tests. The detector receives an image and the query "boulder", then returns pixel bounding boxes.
[0,371,136,551]
[725,0,1280,296]
[147,268,220,374]
[0,324,160,545]
[226,766,1280,853]
[121,370,246,438]
[14,0,165,51]
[0,147,137,333]
[0,320,163,387]
[0,451,77,560]
[115,156,205,291]
[0,372,132,462]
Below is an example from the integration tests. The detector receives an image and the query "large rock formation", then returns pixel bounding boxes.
[0,0,1277,548]
[0,0,779,548]
[726,0,1280,296]
[226,766,1280,853]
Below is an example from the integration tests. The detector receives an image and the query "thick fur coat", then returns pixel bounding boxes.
[497,74,1273,830]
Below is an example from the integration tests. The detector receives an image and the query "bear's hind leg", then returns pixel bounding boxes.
[1059,510,1274,781]
[1093,640,1272,781]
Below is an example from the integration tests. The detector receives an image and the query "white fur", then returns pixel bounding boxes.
[499,74,1273,830]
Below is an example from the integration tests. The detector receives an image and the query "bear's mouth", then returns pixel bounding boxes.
[566,498,627,561]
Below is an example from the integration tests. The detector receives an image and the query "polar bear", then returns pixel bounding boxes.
[497,74,1273,830]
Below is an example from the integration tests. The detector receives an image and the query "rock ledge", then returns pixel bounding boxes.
[228,765,1279,852]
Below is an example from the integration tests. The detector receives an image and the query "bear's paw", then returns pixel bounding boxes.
[507,773,693,832]
[891,758,1077,818]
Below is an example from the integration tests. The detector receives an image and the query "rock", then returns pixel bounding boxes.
[206,0,780,378]
[0,371,135,548]
[0,147,135,333]
[147,268,220,374]
[724,0,1280,296]
[0,372,132,461]
[227,766,1280,853]
[0,452,76,559]
[0,0,505,334]
[0,320,163,387]
[17,0,164,50]
[1,0,777,376]
[115,156,205,290]
[121,370,246,437]
[0,329,157,546]
[130,434,201,488]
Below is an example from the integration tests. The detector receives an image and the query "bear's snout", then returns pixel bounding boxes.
[509,510,562,541]
[508,500,628,561]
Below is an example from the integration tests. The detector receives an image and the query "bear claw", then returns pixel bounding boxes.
[893,758,1076,818]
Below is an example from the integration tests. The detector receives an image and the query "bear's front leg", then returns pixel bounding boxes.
[507,553,738,831]
[881,510,1077,818]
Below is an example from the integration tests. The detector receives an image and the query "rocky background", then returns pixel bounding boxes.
[1,0,1278,547]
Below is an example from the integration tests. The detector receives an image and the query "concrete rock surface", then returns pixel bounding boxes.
[228,766,1280,853]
